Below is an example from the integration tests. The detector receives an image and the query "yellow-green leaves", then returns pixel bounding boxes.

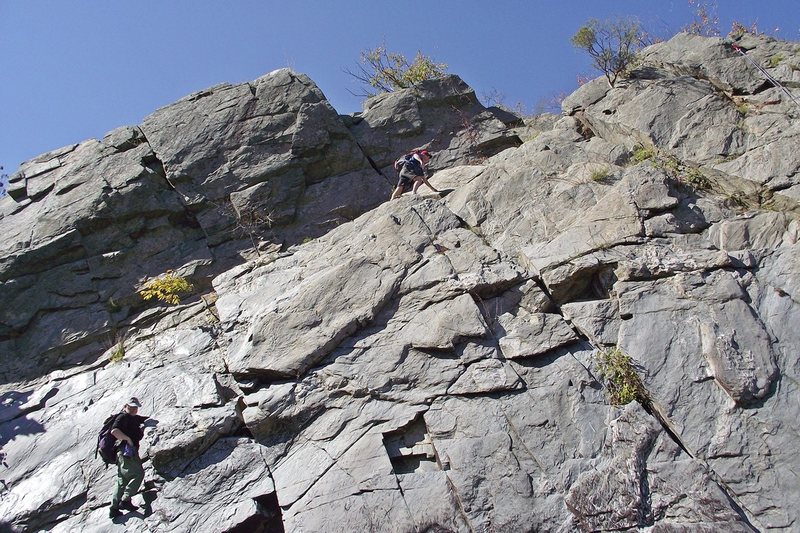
[347,44,448,98]
[571,18,648,87]
[596,347,647,406]
[138,271,193,305]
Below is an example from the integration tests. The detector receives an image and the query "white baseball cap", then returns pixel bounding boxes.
[125,397,142,408]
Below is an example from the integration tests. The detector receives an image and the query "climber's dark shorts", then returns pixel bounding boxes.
[396,170,422,192]
[396,174,413,192]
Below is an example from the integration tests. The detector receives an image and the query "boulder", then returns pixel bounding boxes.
[140,68,375,246]
[347,75,522,176]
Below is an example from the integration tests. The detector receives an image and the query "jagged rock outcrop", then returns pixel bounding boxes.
[347,74,523,171]
[0,69,517,385]
[1,32,799,532]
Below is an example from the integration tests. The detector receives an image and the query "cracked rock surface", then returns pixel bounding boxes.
[1,32,799,532]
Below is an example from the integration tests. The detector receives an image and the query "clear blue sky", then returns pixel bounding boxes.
[2,1,798,175]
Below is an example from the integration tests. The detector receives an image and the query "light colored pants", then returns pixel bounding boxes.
[111,450,144,509]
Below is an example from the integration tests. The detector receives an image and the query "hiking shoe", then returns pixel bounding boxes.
[109,507,122,519]
[119,499,138,512]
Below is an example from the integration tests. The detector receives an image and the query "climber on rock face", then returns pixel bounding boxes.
[108,397,147,520]
[391,149,440,199]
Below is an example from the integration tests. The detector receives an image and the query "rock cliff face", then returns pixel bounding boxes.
[1,32,798,532]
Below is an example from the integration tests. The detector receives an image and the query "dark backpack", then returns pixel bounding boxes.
[96,413,122,467]
[394,154,414,172]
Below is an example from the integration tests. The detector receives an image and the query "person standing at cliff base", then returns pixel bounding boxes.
[109,397,147,519]
[391,149,440,199]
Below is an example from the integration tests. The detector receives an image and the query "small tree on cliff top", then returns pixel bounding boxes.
[571,17,649,87]
[346,44,448,97]
[683,0,721,36]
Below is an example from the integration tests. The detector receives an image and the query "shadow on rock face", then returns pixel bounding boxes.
[0,389,51,448]
[140,487,159,518]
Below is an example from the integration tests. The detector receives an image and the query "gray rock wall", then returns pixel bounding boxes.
[1,32,799,532]
[0,69,514,386]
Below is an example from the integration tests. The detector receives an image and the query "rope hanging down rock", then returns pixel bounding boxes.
[732,44,800,110]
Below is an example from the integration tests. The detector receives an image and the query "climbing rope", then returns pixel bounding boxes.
[732,44,800,110]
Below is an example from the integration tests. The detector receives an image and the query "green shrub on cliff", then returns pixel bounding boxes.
[138,271,193,305]
[596,347,647,406]
[346,44,448,97]
[110,341,125,363]
[630,144,657,164]
[571,17,648,87]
